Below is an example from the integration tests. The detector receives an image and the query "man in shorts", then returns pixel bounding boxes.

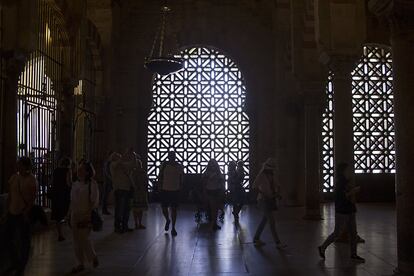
[158,151,184,236]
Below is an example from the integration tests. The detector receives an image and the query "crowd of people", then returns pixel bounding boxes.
[0,150,365,275]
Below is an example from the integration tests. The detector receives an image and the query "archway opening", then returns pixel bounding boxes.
[147,47,250,191]
[16,0,67,206]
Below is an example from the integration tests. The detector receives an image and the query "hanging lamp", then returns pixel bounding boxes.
[144,6,183,76]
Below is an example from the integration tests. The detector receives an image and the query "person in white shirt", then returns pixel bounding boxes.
[202,159,225,231]
[252,158,286,249]
[68,161,99,274]
[158,151,184,236]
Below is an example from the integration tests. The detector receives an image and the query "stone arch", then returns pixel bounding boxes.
[16,0,72,206]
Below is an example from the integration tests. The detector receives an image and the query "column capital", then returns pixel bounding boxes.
[1,49,27,78]
[369,0,414,41]
[61,78,79,97]
[300,80,326,109]
[389,1,414,41]
[1,0,20,7]
[329,55,358,80]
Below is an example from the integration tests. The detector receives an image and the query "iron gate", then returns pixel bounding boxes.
[17,0,67,207]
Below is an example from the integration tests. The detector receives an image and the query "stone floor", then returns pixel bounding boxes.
[25,203,397,276]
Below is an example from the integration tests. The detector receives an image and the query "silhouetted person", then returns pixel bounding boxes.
[5,157,37,276]
[111,151,134,233]
[252,158,286,249]
[228,160,245,221]
[158,151,183,236]
[50,157,72,241]
[130,154,148,229]
[202,159,225,231]
[102,150,114,215]
[69,161,99,273]
[318,162,365,262]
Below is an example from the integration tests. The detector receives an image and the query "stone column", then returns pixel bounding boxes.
[58,79,77,159]
[283,97,305,206]
[391,17,414,276]
[1,51,26,191]
[330,56,357,186]
[303,83,324,220]
[369,1,414,271]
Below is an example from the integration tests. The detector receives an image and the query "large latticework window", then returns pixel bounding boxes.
[147,47,250,190]
[321,45,395,192]
[321,73,334,192]
[352,45,395,173]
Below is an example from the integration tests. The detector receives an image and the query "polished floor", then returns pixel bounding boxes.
[25,203,397,276]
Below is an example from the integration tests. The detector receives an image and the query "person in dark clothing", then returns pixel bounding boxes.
[102,151,114,215]
[318,162,365,262]
[111,150,135,233]
[202,159,225,231]
[228,161,245,221]
[158,151,184,236]
[5,157,37,276]
[50,157,72,241]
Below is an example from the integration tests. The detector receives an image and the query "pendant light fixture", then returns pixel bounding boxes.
[144,6,183,76]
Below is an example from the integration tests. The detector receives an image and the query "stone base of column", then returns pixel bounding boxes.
[303,208,323,220]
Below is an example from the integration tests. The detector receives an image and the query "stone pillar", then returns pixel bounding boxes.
[391,19,414,276]
[330,56,357,186]
[303,84,324,220]
[58,79,77,159]
[283,98,305,206]
[1,51,26,191]
[369,1,414,272]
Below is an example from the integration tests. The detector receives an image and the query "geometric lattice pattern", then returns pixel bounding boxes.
[352,45,395,173]
[147,47,250,190]
[321,45,395,192]
[321,72,334,192]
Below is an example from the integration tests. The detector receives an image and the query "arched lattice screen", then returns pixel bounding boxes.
[147,47,250,190]
[321,45,395,192]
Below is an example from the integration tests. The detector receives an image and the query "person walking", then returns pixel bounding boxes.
[69,161,99,274]
[158,151,184,236]
[318,162,365,262]
[50,157,72,241]
[252,158,286,249]
[202,159,225,231]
